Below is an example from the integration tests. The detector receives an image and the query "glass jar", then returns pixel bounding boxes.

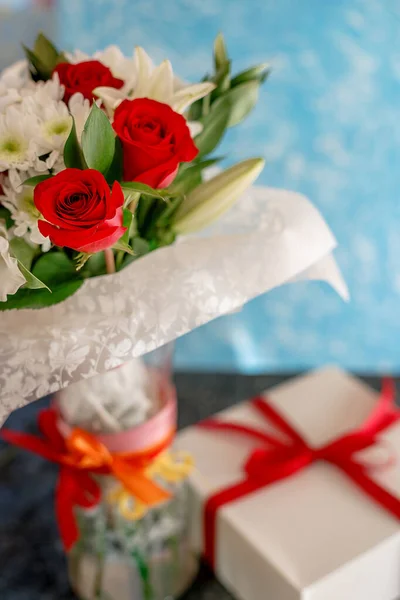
[56,344,198,600]
[68,478,197,600]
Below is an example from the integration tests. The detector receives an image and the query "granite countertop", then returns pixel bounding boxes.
[0,372,390,600]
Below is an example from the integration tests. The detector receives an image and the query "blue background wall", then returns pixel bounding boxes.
[56,0,400,373]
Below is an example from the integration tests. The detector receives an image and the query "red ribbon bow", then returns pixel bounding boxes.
[200,378,400,568]
[1,408,172,551]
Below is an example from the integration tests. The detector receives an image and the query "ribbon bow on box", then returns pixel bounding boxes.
[200,378,400,568]
[1,408,186,550]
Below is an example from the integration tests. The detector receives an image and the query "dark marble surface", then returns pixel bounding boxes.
[0,372,392,600]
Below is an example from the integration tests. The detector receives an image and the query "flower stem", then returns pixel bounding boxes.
[104,248,116,274]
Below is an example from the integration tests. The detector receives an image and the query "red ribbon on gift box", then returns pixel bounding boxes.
[200,378,400,569]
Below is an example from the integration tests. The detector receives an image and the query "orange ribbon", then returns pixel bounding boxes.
[1,408,173,550]
[108,449,194,520]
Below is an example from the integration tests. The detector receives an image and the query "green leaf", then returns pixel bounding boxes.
[23,174,52,187]
[132,237,151,256]
[211,62,231,102]
[214,33,229,71]
[33,33,60,73]
[114,209,134,270]
[213,80,260,127]
[0,280,83,310]
[55,52,70,66]
[169,158,222,196]
[171,157,223,191]
[9,237,49,291]
[156,229,176,247]
[123,190,140,212]
[195,97,231,158]
[155,196,185,227]
[121,182,167,201]
[120,237,151,269]
[75,252,92,271]
[82,252,106,278]
[113,238,134,255]
[105,137,123,184]
[32,252,78,286]
[81,103,116,174]
[201,92,211,117]
[170,172,201,197]
[22,45,50,80]
[188,97,204,122]
[0,206,14,229]
[64,118,86,169]
[9,238,35,270]
[23,33,64,81]
[18,262,51,292]
[135,196,156,234]
[213,62,231,87]
[119,208,133,246]
[231,63,271,87]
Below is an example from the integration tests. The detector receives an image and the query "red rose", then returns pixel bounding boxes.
[35,169,126,253]
[53,60,124,103]
[113,98,198,188]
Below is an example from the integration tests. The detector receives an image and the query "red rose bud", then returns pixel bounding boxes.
[53,61,124,103]
[35,169,126,253]
[113,98,198,189]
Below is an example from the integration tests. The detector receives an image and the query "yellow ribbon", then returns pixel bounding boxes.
[108,450,193,521]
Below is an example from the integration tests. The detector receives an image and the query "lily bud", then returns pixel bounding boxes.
[172,157,265,234]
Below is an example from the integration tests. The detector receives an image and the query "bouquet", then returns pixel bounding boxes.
[0,33,347,423]
[0,32,266,308]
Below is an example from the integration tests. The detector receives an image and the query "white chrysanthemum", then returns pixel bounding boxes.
[0,76,70,172]
[1,171,51,251]
[51,155,69,175]
[25,75,65,105]
[21,77,66,120]
[0,62,69,250]
[0,222,26,302]
[0,86,21,114]
[0,61,33,114]
[68,45,214,116]
[0,105,41,171]
[39,101,72,163]
[0,64,64,115]
[0,60,30,92]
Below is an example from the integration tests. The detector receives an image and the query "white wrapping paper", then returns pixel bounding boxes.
[176,368,400,600]
[0,187,348,424]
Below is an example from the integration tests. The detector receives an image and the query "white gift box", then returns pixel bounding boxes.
[176,368,400,600]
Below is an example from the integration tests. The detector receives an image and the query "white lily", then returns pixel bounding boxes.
[94,46,215,115]
[0,223,26,301]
